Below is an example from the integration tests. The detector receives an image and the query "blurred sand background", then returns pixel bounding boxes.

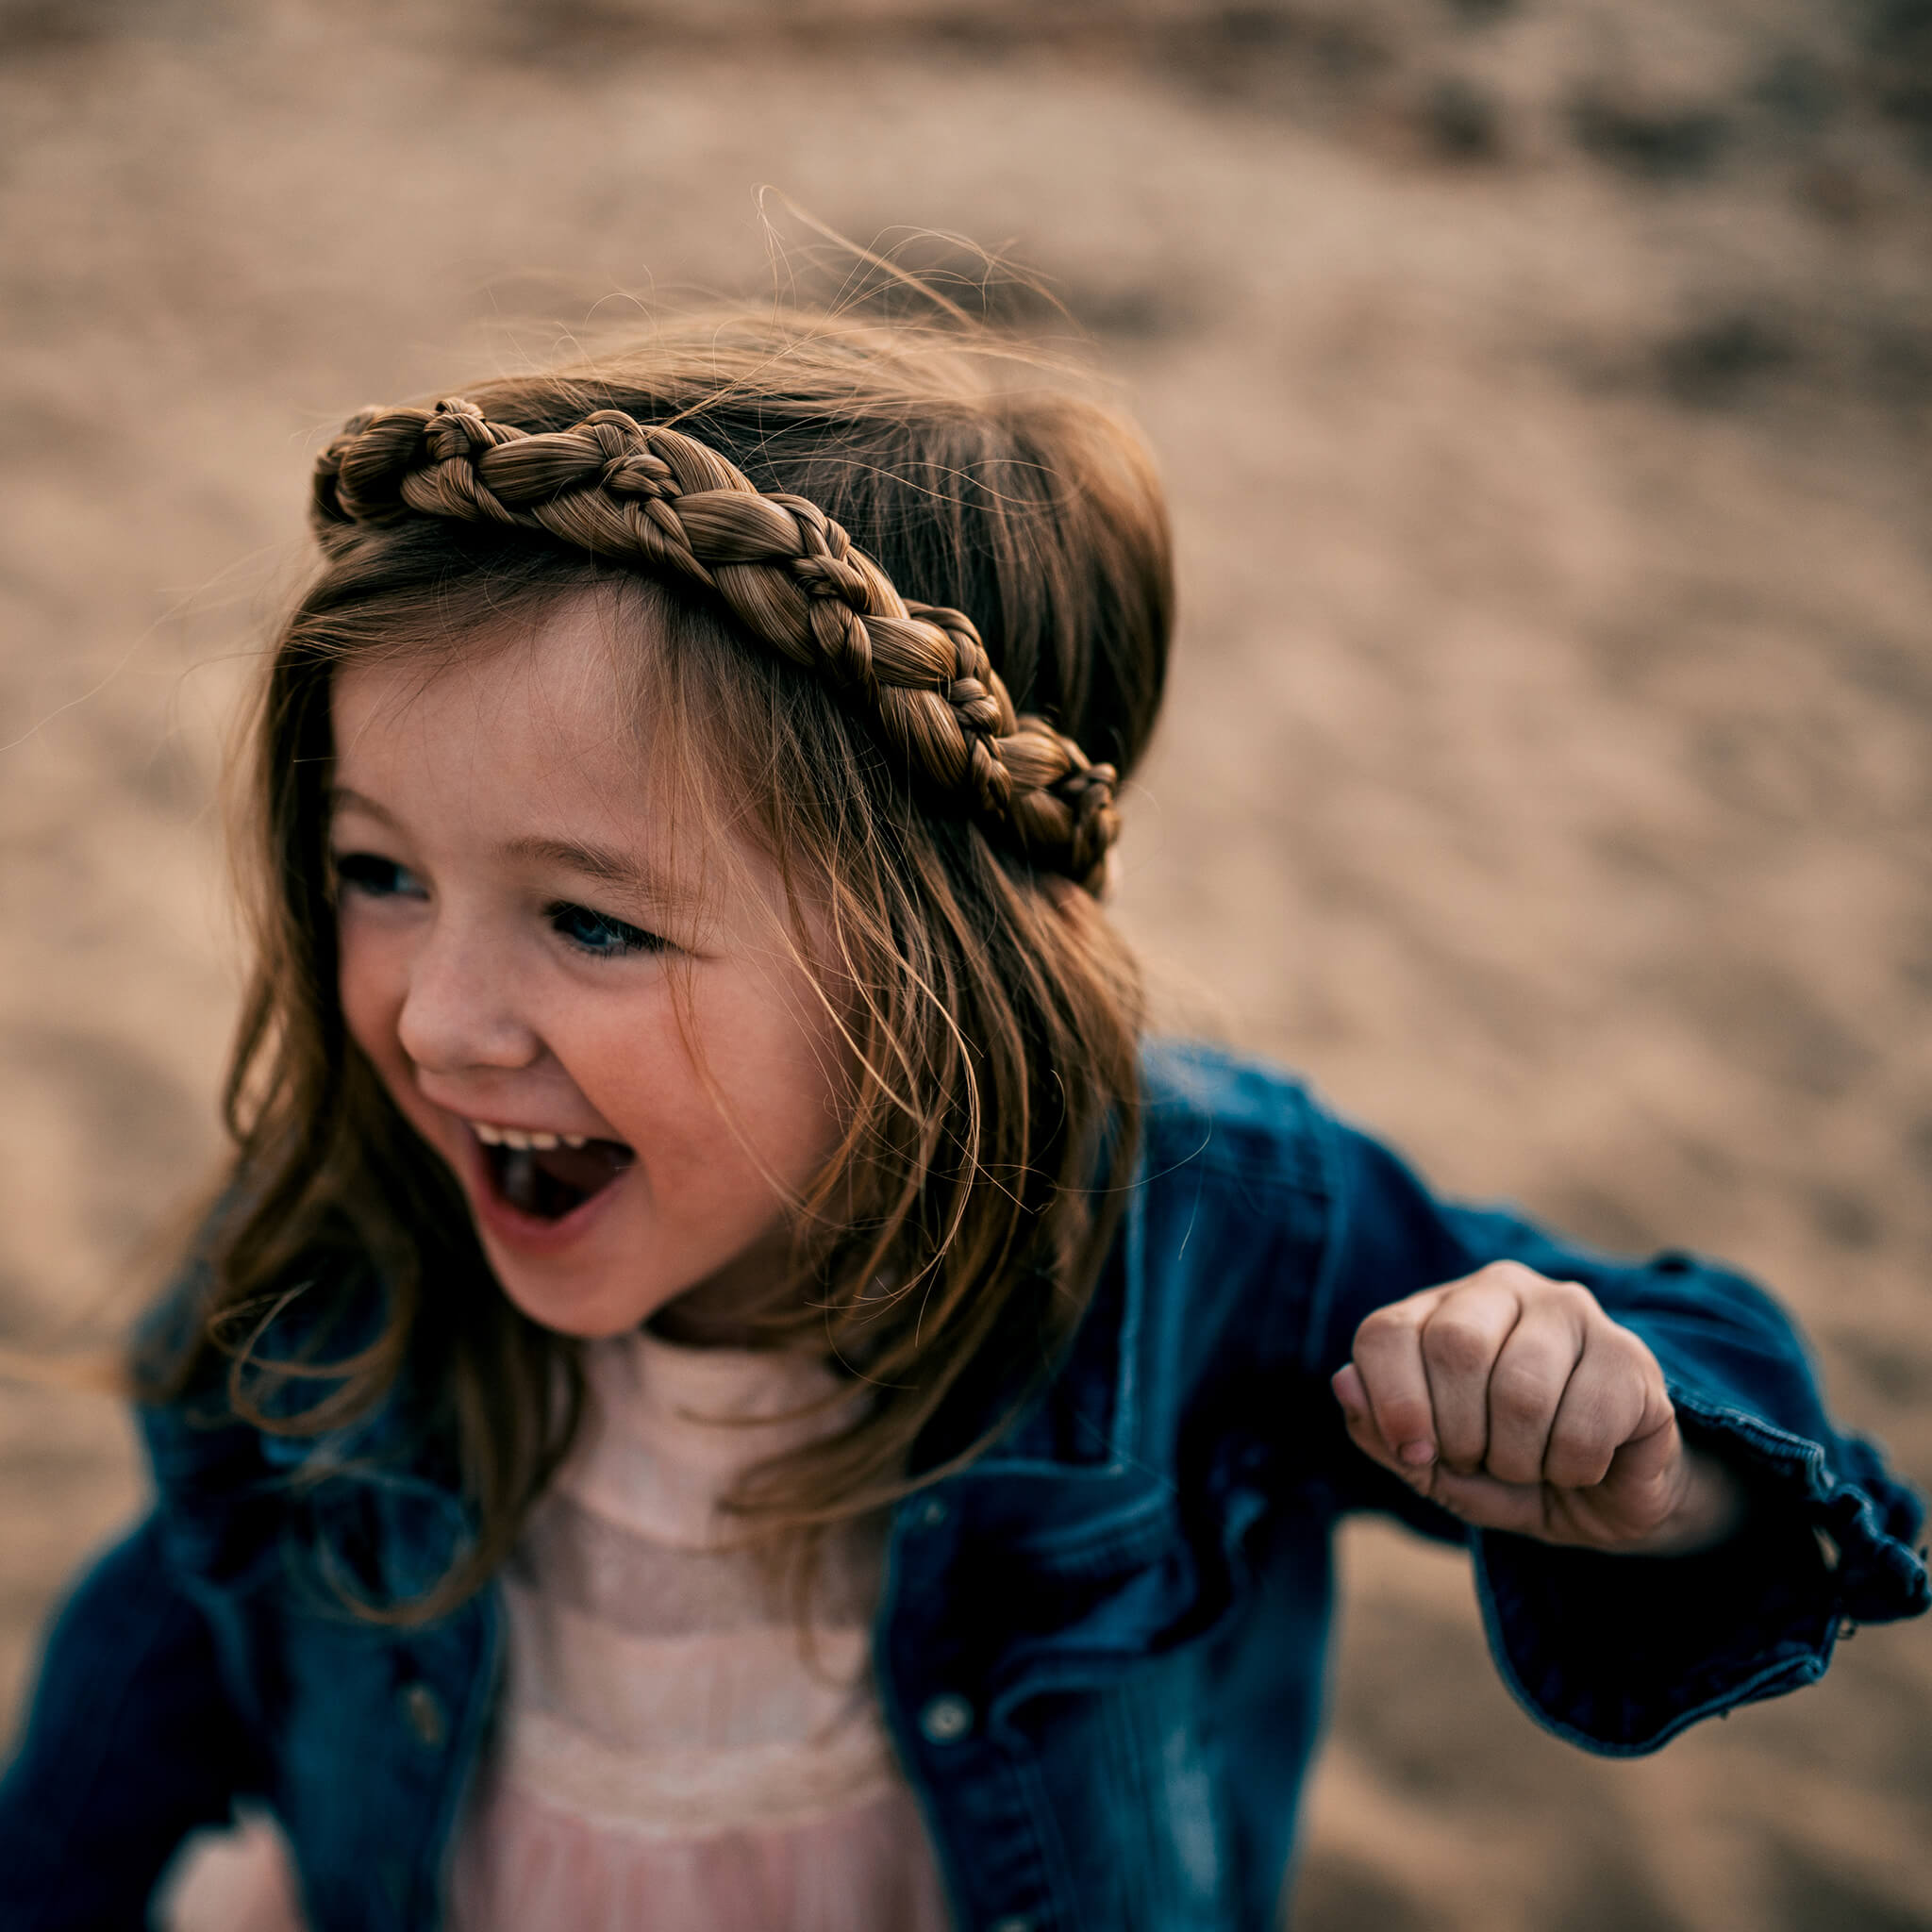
[2,0,1930,1924]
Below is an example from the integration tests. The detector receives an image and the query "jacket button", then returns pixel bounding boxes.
[913,1496,950,1530]
[401,1681,446,1749]
[988,1919,1033,1932]
[918,1693,974,1744]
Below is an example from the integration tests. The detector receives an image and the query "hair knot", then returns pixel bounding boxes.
[947,679,1006,736]
[791,553,875,607]
[1053,760,1120,884]
[425,398,498,464]
[601,450,679,501]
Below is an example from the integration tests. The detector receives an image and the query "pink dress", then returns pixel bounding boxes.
[159,1330,952,1932]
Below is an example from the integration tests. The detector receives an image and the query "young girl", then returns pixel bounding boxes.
[0,309,1924,1932]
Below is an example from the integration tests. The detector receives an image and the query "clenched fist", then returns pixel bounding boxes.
[1332,1261,1743,1554]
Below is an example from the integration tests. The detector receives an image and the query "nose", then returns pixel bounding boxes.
[393,917,541,1076]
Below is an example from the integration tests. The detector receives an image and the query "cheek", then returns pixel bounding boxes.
[577,974,844,1187]
[336,917,405,1069]
[696,978,848,1179]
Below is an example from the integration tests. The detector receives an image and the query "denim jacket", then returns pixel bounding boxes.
[3,1041,1926,1932]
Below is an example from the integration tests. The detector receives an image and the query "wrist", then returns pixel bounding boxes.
[1616,1443,1747,1557]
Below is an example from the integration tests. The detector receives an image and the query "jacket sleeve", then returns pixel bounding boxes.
[1303,1107,1930,1756]
[0,1513,260,1929]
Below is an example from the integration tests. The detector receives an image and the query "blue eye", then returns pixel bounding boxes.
[333,852,425,900]
[549,902,664,958]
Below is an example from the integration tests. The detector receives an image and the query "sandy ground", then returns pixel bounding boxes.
[2,2,1929,1925]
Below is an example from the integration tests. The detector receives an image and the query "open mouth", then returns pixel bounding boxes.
[478,1134,636,1222]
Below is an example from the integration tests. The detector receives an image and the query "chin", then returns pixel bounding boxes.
[481,1250,660,1342]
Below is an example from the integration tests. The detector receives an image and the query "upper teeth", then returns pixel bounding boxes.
[472,1123,588,1150]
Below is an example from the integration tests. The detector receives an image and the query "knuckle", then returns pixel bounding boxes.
[1586,1331,1655,1407]
[1421,1314,1491,1374]
[1476,1258,1542,1295]
[1556,1279,1601,1320]
[1609,1324,1658,1379]
[1355,1307,1395,1342]
[1354,1306,1414,1352]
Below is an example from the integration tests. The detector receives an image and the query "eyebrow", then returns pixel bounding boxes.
[328,788,677,905]
[327,785,400,829]
[500,835,675,903]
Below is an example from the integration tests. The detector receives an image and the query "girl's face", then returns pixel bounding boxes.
[330,600,845,1342]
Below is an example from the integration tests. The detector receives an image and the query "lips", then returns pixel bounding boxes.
[479,1135,635,1221]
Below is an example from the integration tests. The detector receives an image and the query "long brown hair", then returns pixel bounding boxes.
[142,307,1173,1620]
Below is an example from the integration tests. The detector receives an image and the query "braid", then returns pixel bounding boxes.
[312,398,1120,891]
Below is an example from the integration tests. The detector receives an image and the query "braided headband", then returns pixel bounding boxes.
[310,398,1119,890]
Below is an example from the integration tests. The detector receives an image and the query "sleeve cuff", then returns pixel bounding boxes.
[1469,1391,1929,1757]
